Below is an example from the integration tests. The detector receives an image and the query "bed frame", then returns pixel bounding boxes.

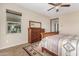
[41,32,58,56]
[41,32,58,39]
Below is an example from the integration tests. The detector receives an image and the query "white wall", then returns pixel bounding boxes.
[0,4,50,49]
[0,4,2,46]
[59,11,79,35]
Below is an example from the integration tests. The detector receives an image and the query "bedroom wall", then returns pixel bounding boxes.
[0,4,50,49]
[59,11,79,35]
[0,4,2,46]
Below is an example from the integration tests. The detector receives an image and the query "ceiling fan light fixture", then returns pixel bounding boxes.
[56,9,59,12]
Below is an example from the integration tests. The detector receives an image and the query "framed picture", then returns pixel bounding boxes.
[8,23,21,33]
[29,21,41,28]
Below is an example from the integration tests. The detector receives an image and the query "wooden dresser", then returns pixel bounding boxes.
[28,28,45,43]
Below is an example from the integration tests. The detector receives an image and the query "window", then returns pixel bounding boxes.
[6,9,22,33]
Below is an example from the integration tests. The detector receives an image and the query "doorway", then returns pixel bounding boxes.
[50,18,59,32]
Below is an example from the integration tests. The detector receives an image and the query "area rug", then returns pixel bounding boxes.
[23,44,43,56]
[23,42,52,56]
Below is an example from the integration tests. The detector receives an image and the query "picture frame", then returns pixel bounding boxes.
[8,23,21,33]
[29,21,41,28]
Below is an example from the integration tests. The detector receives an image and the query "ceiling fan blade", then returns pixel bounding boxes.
[48,7,55,11]
[61,4,70,7]
[48,3,56,6]
[48,3,62,6]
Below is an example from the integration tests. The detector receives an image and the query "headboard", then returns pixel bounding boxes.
[41,32,58,39]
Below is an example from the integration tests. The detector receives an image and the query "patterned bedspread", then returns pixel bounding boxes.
[58,35,79,56]
[39,34,79,56]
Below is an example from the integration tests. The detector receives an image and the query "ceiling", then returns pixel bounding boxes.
[18,3,79,18]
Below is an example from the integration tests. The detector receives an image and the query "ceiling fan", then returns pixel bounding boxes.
[48,3,71,12]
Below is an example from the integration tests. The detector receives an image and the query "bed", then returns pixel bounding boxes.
[38,32,79,56]
[40,32,59,56]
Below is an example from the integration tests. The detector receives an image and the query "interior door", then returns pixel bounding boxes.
[50,18,59,32]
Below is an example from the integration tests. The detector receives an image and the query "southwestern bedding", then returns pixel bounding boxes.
[36,34,79,56]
